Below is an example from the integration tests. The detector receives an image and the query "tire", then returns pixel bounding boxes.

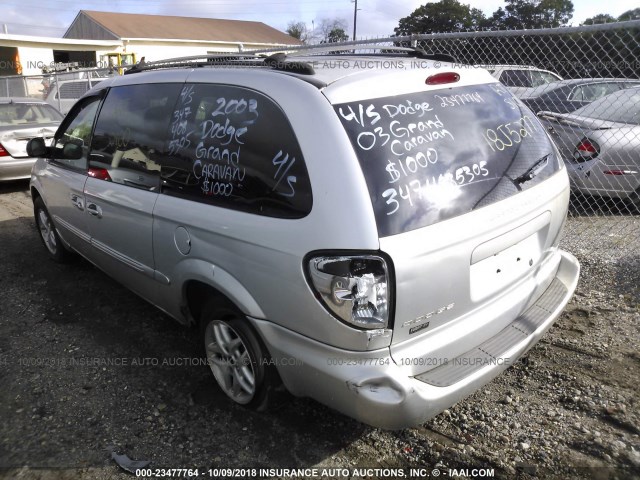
[34,197,70,263]
[200,302,280,411]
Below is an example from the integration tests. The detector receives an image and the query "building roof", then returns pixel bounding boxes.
[64,10,301,46]
[0,32,121,49]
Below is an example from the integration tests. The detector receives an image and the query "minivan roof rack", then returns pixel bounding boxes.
[283,44,458,63]
[124,53,316,76]
[123,45,457,76]
[263,53,315,75]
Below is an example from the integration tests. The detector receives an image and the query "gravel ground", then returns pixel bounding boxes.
[0,180,638,480]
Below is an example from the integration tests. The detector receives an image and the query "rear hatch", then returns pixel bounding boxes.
[324,65,568,368]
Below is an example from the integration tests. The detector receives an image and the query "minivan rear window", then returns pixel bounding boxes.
[334,83,560,237]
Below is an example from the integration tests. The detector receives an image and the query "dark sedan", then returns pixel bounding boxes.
[520,78,640,114]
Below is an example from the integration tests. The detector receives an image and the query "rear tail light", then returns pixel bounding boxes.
[425,72,460,85]
[573,138,600,162]
[0,143,8,157]
[88,167,112,181]
[307,254,392,330]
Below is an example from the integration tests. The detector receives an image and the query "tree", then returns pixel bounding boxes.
[326,27,349,43]
[502,0,538,28]
[286,21,310,44]
[582,14,616,25]
[538,0,574,27]
[581,8,640,25]
[486,7,507,28]
[500,0,573,29]
[318,18,349,43]
[394,0,486,35]
[618,8,640,21]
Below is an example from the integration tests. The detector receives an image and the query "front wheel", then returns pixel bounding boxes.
[201,303,280,411]
[34,197,69,262]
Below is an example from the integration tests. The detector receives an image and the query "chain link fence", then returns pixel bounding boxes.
[0,67,112,114]
[2,22,638,260]
[408,21,640,261]
[254,20,640,261]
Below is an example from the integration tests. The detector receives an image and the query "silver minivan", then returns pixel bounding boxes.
[27,51,579,429]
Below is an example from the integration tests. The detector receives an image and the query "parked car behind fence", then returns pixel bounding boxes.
[540,86,640,206]
[44,77,105,115]
[0,98,62,181]
[521,78,640,114]
[483,65,562,87]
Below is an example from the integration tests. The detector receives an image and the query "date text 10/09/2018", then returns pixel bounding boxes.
[134,467,496,478]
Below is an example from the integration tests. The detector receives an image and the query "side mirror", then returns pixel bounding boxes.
[63,142,83,160]
[27,137,47,157]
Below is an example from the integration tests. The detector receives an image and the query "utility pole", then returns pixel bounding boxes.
[352,0,358,41]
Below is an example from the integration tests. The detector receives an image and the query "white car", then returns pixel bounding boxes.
[483,65,563,97]
[0,98,61,181]
[44,78,104,115]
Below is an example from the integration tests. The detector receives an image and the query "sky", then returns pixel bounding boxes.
[0,0,636,39]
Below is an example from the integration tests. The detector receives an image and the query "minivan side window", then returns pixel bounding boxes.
[89,84,181,191]
[158,84,312,218]
[52,95,102,171]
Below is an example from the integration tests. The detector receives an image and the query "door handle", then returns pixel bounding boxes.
[86,203,103,218]
[70,193,84,211]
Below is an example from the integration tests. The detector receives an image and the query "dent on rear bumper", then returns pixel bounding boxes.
[250,250,579,430]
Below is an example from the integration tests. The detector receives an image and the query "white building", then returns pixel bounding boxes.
[63,10,302,65]
[0,10,301,77]
[0,34,120,76]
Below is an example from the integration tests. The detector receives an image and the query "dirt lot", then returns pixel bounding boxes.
[0,180,638,480]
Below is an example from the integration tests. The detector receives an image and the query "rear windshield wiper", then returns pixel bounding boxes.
[515,153,550,186]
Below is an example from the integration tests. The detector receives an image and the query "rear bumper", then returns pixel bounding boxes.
[250,249,579,430]
[0,157,35,181]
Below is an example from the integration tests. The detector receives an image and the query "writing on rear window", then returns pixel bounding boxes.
[335,84,558,236]
[483,116,540,152]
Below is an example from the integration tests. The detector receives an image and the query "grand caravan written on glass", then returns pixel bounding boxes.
[161,84,312,218]
[334,83,561,237]
[95,83,315,218]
